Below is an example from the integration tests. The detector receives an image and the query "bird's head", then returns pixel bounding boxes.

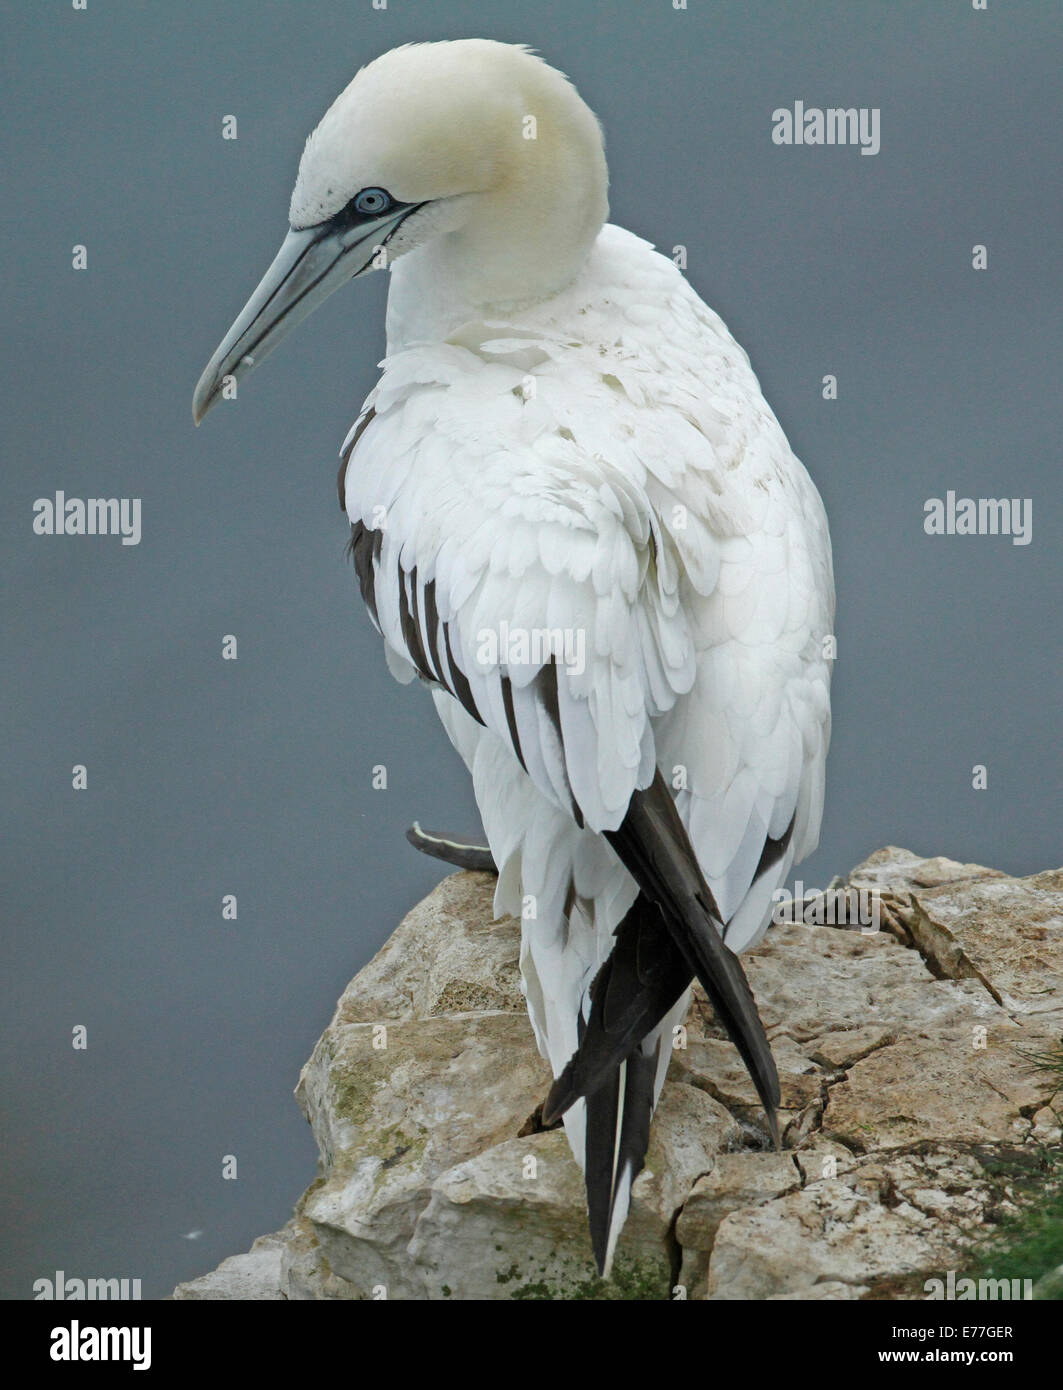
[192,39,608,423]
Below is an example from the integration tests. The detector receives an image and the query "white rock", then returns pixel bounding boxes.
[173,1233,286,1300]
[173,849,1062,1300]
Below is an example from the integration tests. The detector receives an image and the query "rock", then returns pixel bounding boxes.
[705,1148,999,1300]
[848,849,1063,1016]
[1030,1105,1063,1146]
[329,872,526,1023]
[792,1139,857,1184]
[769,1280,868,1300]
[407,1083,736,1300]
[281,1214,362,1301]
[912,875,1060,1016]
[173,848,1062,1301]
[742,923,1003,1044]
[804,1024,896,1069]
[298,1010,552,1299]
[1033,1265,1063,1300]
[846,846,1006,895]
[675,1151,802,1298]
[821,1016,1057,1152]
[172,1232,286,1300]
[671,1030,825,1115]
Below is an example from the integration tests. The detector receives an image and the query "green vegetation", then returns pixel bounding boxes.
[510,1255,672,1301]
[963,1150,1063,1297]
[960,1040,1063,1299]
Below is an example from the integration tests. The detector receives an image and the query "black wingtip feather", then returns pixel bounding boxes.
[605,769,781,1140]
[584,1067,621,1273]
[768,1108,782,1150]
[583,1048,658,1277]
[543,892,689,1127]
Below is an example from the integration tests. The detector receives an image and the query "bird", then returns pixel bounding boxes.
[193,39,834,1280]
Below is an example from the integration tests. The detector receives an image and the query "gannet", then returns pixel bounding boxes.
[193,39,834,1278]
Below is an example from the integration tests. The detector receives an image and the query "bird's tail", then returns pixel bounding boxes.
[583,1037,659,1278]
[605,769,780,1145]
[544,892,690,1122]
[545,892,689,1277]
[545,769,780,1276]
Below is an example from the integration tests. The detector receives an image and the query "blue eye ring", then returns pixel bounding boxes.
[352,187,393,216]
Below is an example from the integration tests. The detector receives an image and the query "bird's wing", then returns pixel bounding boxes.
[551,225,836,951]
[341,338,700,835]
[655,466,835,950]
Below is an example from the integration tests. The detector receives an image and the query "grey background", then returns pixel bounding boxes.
[3,1,1060,1300]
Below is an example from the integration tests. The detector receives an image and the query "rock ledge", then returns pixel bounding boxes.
[174,848,1061,1300]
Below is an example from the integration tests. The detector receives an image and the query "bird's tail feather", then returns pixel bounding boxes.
[605,768,780,1145]
[543,892,689,1125]
[584,1041,658,1277]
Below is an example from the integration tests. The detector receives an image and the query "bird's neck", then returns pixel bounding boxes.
[384,241,567,348]
[386,146,609,348]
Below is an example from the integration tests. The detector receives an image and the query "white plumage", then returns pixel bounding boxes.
[194,38,834,1279]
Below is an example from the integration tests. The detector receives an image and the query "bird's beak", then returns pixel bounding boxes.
[192,203,417,424]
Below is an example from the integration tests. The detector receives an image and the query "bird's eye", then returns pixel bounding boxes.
[352,187,393,216]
